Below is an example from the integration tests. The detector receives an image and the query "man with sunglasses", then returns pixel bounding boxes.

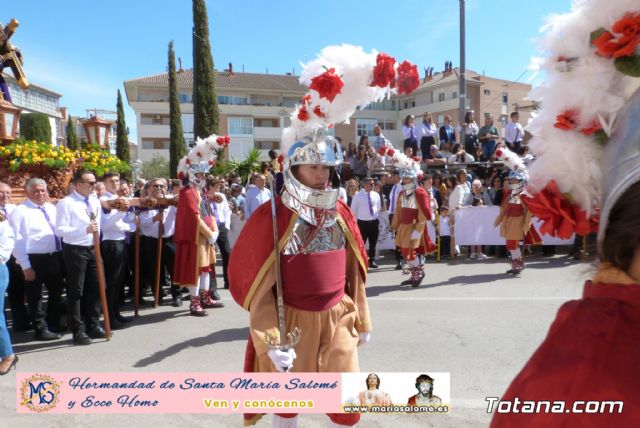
[139,178,178,306]
[55,170,105,345]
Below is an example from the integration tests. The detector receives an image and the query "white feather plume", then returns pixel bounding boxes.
[524,0,640,214]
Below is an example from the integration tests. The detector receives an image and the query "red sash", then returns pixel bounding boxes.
[505,203,525,217]
[281,249,346,311]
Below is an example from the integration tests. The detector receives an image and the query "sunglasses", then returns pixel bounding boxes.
[81,181,97,186]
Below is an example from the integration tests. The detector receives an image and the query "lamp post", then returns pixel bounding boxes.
[82,109,113,149]
[0,94,21,143]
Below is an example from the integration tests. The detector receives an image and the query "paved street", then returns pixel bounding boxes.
[1,251,590,427]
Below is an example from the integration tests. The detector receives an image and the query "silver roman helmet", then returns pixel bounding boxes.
[400,167,418,195]
[598,87,640,250]
[282,127,344,226]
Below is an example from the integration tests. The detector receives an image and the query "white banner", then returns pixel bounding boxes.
[452,206,574,246]
[377,211,438,250]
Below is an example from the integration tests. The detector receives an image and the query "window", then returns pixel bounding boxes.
[452,91,457,99]
[484,89,491,95]
[437,114,445,125]
[228,117,253,136]
[502,92,508,104]
[356,119,378,137]
[381,121,397,131]
[254,118,279,127]
[218,95,248,105]
[438,93,445,102]
[179,93,192,103]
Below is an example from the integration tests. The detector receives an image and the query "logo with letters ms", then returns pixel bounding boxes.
[20,374,61,412]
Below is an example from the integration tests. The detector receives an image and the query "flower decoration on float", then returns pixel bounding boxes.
[519,0,640,239]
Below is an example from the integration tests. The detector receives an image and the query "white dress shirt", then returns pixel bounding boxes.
[55,191,102,247]
[244,186,271,219]
[388,183,403,214]
[402,124,416,140]
[140,205,176,238]
[0,220,15,264]
[210,193,231,230]
[504,121,524,144]
[100,191,136,241]
[439,216,451,237]
[338,187,347,203]
[351,190,381,221]
[449,182,471,210]
[11,200,59,269]
[416,121,438,139]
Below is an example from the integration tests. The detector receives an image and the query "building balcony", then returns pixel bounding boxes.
[253,126,282,140]
[138,124,170,139]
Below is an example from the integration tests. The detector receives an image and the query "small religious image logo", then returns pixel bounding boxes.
[20,374,61,413]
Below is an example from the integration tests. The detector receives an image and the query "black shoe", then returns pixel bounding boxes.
[73,332,92,346]
[109,320,126,330]
[34,329,62,341]
[211,290,222,301]
[171,293,183,307]
[369,261,379,269]
[115,315,133,323]
[87,327,108,339]
[394,263,403,270]
[223,283,229,289]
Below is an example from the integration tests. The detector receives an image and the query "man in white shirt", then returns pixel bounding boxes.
[504,111,525,153]
[100,173,135,329]
[11,179,64,341]
[55,170,104,346]
[205,177,231,293]
[244,174,271,219]
[350,177,382,268]
[139,178,178,306]
[387,170,404,270]
[0,182,29,332]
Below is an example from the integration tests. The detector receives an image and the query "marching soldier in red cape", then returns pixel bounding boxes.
[229,128,372,428]
[493,170,541,275]
[390,166,436,287]
[173,137,225,316]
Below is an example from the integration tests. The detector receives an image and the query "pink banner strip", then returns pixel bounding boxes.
[16,372,343,414]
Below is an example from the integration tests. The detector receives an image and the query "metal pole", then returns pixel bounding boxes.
[459,0,466,126]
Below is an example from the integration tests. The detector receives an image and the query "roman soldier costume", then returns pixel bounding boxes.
[391,167,436,287]
[228,44,421,428]
[493,169,542,275]
[173,136,228,316]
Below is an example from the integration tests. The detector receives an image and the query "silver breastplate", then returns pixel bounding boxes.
[401,193,418,209]
[282,218,346,255]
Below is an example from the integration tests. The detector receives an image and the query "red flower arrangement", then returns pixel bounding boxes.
[378,146,388,156]
[554,110,579,131]
[592,12,640,59]
[297,106,309,122]
[522,180,598,239]
[370,53,397,88]
[387,148,395,157]
[309,68,344,102]
[396,61,420,95]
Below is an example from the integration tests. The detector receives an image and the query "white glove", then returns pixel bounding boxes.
[410,230,421,240]
[208,230,219,245]
[267,348,297,372]
[358,332,371,347]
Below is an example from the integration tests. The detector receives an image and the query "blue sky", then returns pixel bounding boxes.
[6,0,573,144]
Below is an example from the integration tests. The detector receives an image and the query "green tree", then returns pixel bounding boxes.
[168,40,186,178]
[116,89,131,166]
[66,116,78,150]
[142,155,170,180]
[19,113,52,144]
[192,0,219,139]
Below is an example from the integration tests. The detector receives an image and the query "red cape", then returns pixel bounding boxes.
[173,186,200,285]
[413,187,437,253]
[491,281,640,427]
[229,197,368,310]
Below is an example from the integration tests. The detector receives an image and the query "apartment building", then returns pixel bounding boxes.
[124,64,532,161]
[3,72,64,145]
